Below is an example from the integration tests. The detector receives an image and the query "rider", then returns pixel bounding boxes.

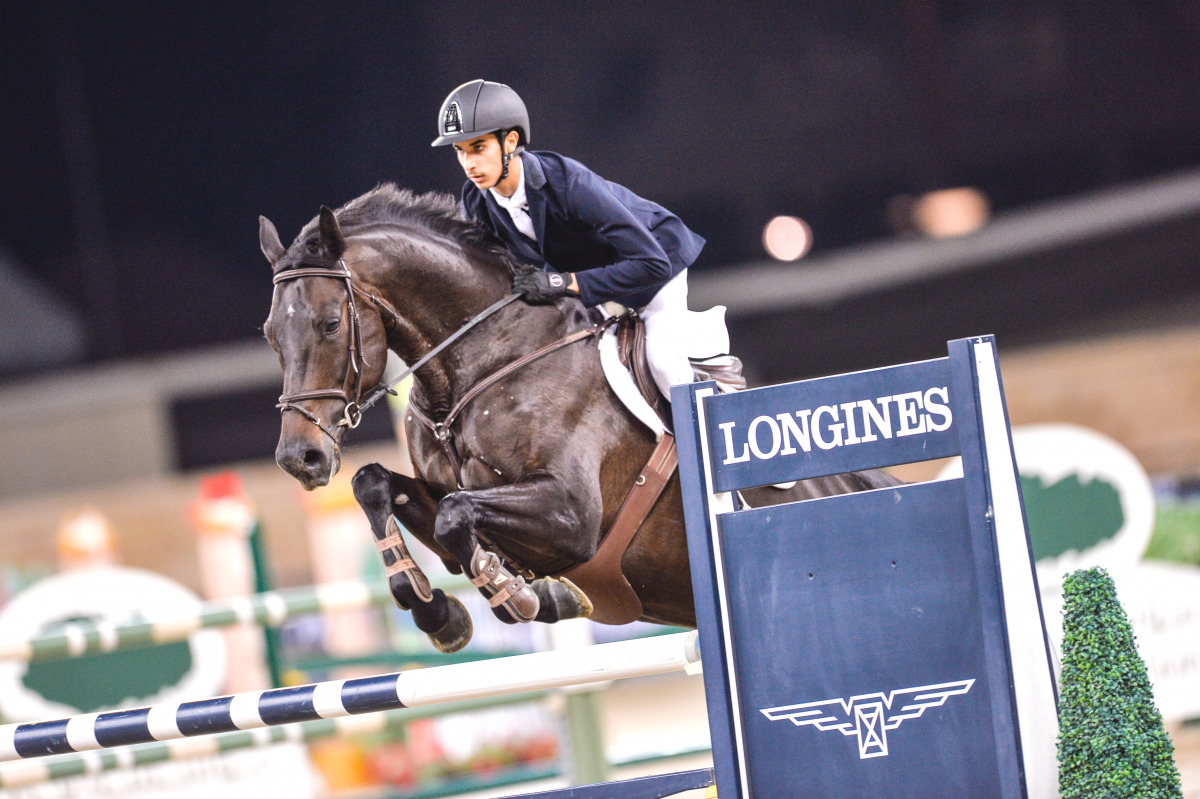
[431,79,732,401]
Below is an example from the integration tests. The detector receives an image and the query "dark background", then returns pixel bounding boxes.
[3,0,1200,379]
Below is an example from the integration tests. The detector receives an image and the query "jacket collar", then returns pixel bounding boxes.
[520,151,548,189]
[482,187,543,264]
[519,153,548,245]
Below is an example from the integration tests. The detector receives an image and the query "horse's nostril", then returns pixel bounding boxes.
[303,449,325,470]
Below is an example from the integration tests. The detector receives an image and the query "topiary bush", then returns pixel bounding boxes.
[1057,567,1183,798]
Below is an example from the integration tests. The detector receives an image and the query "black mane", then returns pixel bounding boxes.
[295,183,530,274]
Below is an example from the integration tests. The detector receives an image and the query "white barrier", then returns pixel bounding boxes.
[0,631,699,762]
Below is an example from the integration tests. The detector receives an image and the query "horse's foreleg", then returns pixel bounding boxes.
[351,463,473,653]
[434,473,597,625]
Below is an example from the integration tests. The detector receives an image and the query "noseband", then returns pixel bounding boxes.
[272,258,522,449]
[273,260,368,444]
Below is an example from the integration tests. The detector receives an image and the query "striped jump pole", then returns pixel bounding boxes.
[0,693,545,789]
[0,630,700,762]
[0,579,391,663]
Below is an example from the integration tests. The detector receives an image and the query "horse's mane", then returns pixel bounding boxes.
[295,183,531,274]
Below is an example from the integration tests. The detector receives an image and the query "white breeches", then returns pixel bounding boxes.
[636,270,732,399]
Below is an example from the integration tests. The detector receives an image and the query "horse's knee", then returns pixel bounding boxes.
[434,492,477,550]
[352,463,392,511]
[541,510,597,566]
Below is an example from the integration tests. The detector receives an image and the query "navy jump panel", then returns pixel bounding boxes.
[673,335,1059,799]
[719,479,1002,798]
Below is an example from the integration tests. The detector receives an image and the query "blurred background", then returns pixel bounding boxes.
[1,1,1198,797]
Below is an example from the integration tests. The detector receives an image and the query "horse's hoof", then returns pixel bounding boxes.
[555,577,593,619]
[532,577,593,623]
[427,594,473,653]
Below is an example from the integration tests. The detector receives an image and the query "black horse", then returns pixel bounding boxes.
[260,184,898,652]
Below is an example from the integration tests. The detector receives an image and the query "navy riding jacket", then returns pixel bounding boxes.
[459,150,705,309]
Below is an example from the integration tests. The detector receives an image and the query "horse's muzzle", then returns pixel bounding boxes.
[276,437,340,490]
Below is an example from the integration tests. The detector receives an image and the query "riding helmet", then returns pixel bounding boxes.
[431,79,530,148]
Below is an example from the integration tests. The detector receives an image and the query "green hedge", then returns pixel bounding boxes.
[1057,568,1182,798]
[1145,503,1200,565]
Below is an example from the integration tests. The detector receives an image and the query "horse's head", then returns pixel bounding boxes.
[260,207,390,489]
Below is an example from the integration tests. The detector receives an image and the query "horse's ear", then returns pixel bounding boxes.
[259,216,285,264]
[318,206,346,257]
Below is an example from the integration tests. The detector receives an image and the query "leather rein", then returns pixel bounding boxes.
[407,319,614,489]
[273,260,611,469]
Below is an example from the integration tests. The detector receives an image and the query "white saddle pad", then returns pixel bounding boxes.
[599,327,667,441]
[596,306,733,440]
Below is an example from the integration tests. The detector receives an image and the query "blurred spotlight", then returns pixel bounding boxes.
[763,215,813,261]
[58,508,117,570]
[911,188,990,238]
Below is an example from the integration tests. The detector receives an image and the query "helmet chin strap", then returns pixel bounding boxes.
[488,129,517,190]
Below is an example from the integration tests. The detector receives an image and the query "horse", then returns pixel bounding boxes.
[260,184,899,653]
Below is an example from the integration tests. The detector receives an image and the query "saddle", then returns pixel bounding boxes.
[615,311,748,429]
[616,312,668,427]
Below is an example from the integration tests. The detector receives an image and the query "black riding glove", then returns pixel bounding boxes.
[513,270,576,304]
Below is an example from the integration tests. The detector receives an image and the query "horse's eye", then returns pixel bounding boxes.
[323,318,341,335]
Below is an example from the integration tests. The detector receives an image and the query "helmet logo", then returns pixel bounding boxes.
[443,102,462,135]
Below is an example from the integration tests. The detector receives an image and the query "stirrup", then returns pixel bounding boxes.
[690,354,747,393]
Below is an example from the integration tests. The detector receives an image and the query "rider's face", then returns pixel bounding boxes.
[453,132,518,189]
[454,134,501,188]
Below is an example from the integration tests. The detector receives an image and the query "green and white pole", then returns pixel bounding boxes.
[0,580,391,664]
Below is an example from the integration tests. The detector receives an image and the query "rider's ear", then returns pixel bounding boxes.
[318,206,347,258]
[259,215,286,264]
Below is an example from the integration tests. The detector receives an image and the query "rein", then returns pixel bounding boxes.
[408,318,616,489]
[273,259,520,447]
[356,292,522,417]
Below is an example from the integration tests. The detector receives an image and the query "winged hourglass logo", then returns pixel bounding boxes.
[761,679,975,759]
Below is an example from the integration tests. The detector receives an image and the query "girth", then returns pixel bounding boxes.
[554,432,678,625]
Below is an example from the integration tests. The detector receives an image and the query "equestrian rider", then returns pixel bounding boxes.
[432,79,731,400]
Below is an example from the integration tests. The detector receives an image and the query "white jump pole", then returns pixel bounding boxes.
[0,631,700,762]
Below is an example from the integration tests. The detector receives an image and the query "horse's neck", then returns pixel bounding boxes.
[401,299,581,418]
[369,247,524,415]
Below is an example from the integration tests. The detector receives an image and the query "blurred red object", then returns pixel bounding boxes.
[197,471,248,502]
[367,741,415,787]
[514,733,559,764]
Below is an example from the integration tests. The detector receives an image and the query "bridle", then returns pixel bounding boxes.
[272,260,369,445]
[272,258,520,448]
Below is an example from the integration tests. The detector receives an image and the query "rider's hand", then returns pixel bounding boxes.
[513,270,578,304]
